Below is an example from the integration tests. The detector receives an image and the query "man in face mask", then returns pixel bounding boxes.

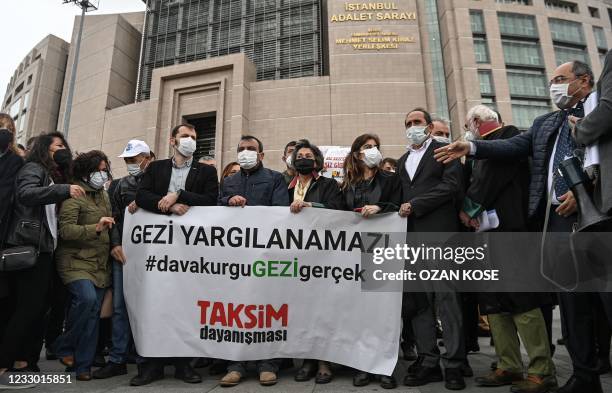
[431,117,452,144]
[434,61,597,393]
[281,140,297,185]
[397,108,467,391]
[217,135,289,387]
[133,125,218,386]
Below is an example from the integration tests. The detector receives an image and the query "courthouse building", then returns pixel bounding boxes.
[4,0,612,172]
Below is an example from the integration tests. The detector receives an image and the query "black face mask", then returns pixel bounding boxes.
[293,158,316,175]
[0,128,13,152]
[53,148,72,170]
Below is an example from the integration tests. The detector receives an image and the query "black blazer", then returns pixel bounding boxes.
[288,175,345,210]
[397,139,462,232]
[136,158,219,214]
[342,171,401,212]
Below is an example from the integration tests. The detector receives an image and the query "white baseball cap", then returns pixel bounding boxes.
[118,140,150,158]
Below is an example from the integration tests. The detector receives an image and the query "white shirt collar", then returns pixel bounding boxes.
[407,137,432,153]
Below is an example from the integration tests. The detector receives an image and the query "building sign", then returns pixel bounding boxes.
[336,28,415,50]
[330,3,416,23]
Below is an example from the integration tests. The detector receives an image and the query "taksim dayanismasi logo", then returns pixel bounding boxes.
[197,300,289,345]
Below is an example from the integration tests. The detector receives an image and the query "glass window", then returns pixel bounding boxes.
[512,99,550,129]
[590,7,601,18]
[498,13,537,38]
[495,0,531,4]
[19,111,27,133]
[474,38,490,63]
[545,0,578,14]
[22,91,30,110]
[9,99,20,118]
[549,19,585,44]
[481,97,498,111]
[507,69,548,97]
[554,45,589,66]
[502,40,543,66]
[478,70,494,95]
[470,10,485,35]
[594,26,607,50]
[601,52,607,66]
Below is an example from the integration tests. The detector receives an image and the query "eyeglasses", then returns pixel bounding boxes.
[549,76,573,86]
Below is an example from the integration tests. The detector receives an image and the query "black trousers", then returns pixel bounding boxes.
[0,253,54,369]
[547,207,612,381]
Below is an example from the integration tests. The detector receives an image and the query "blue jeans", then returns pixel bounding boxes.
[54,279,104,374]
[109,261,132,364]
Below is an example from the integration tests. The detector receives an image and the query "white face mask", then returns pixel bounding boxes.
[362,147,383,168]
[176,137,197,157]
[285,154,293,167]
[406,126,429,146]
[550,83,575,109]
[433,136,451,144]
[126,162,143,176]
[238,150,259,169]
[88,171,108,190]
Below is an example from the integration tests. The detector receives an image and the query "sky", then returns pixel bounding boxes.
[0,0,145,96]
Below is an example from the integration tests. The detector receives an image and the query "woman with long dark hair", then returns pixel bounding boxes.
[54,150,114,381]
[341,133,401,390]
[0,131,84,388]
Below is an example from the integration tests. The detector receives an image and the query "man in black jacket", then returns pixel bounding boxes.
[132,124,218,387]
[398,108,466,391]
[218,135,289,387]
[435,61,598,393]
[461,105,556,392]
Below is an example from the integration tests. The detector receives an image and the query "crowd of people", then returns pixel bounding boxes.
[0,57,610,393]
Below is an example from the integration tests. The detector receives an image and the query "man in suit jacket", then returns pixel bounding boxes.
[132,123,218,387]
[435,61,602,393]
[398,108,467,391]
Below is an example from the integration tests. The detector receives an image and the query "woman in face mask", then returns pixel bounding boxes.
[340,135,401,389]
[341,133,401,219]
[0,132,85,386]
[287,140,343,383]
[54,150,114,381]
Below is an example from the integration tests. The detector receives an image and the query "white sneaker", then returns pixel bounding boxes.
[0,373,37,390]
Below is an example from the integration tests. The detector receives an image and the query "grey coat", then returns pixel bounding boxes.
[575,49,612,215]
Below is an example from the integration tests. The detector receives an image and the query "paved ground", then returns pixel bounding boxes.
[2,309,611,392]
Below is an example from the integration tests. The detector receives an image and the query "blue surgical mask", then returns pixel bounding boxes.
[406,126,429,146]
[88,171,109,190]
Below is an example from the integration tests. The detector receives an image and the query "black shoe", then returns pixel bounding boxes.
[315,372,333,384]
[295,360,316,382]
[403,365,443,386]
[406,356,424,377]
[9,364,40,373]
[209,359,229,376]
[93,354,106,368]
[445,368,466,390]
[379,375,397,389]
[460,360,474,377]
[401,342,418,361]
[46,348,58,361]
[466,343,480,353]
[130,364,164,386]
[93,362,127,379]
[597,358,611,375]
[556,337,566,346]
[555,375,601,393]
[353,371,371,387]
[175,363,202,383]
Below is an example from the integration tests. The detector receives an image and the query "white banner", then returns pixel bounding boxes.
[123,206,404,375]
